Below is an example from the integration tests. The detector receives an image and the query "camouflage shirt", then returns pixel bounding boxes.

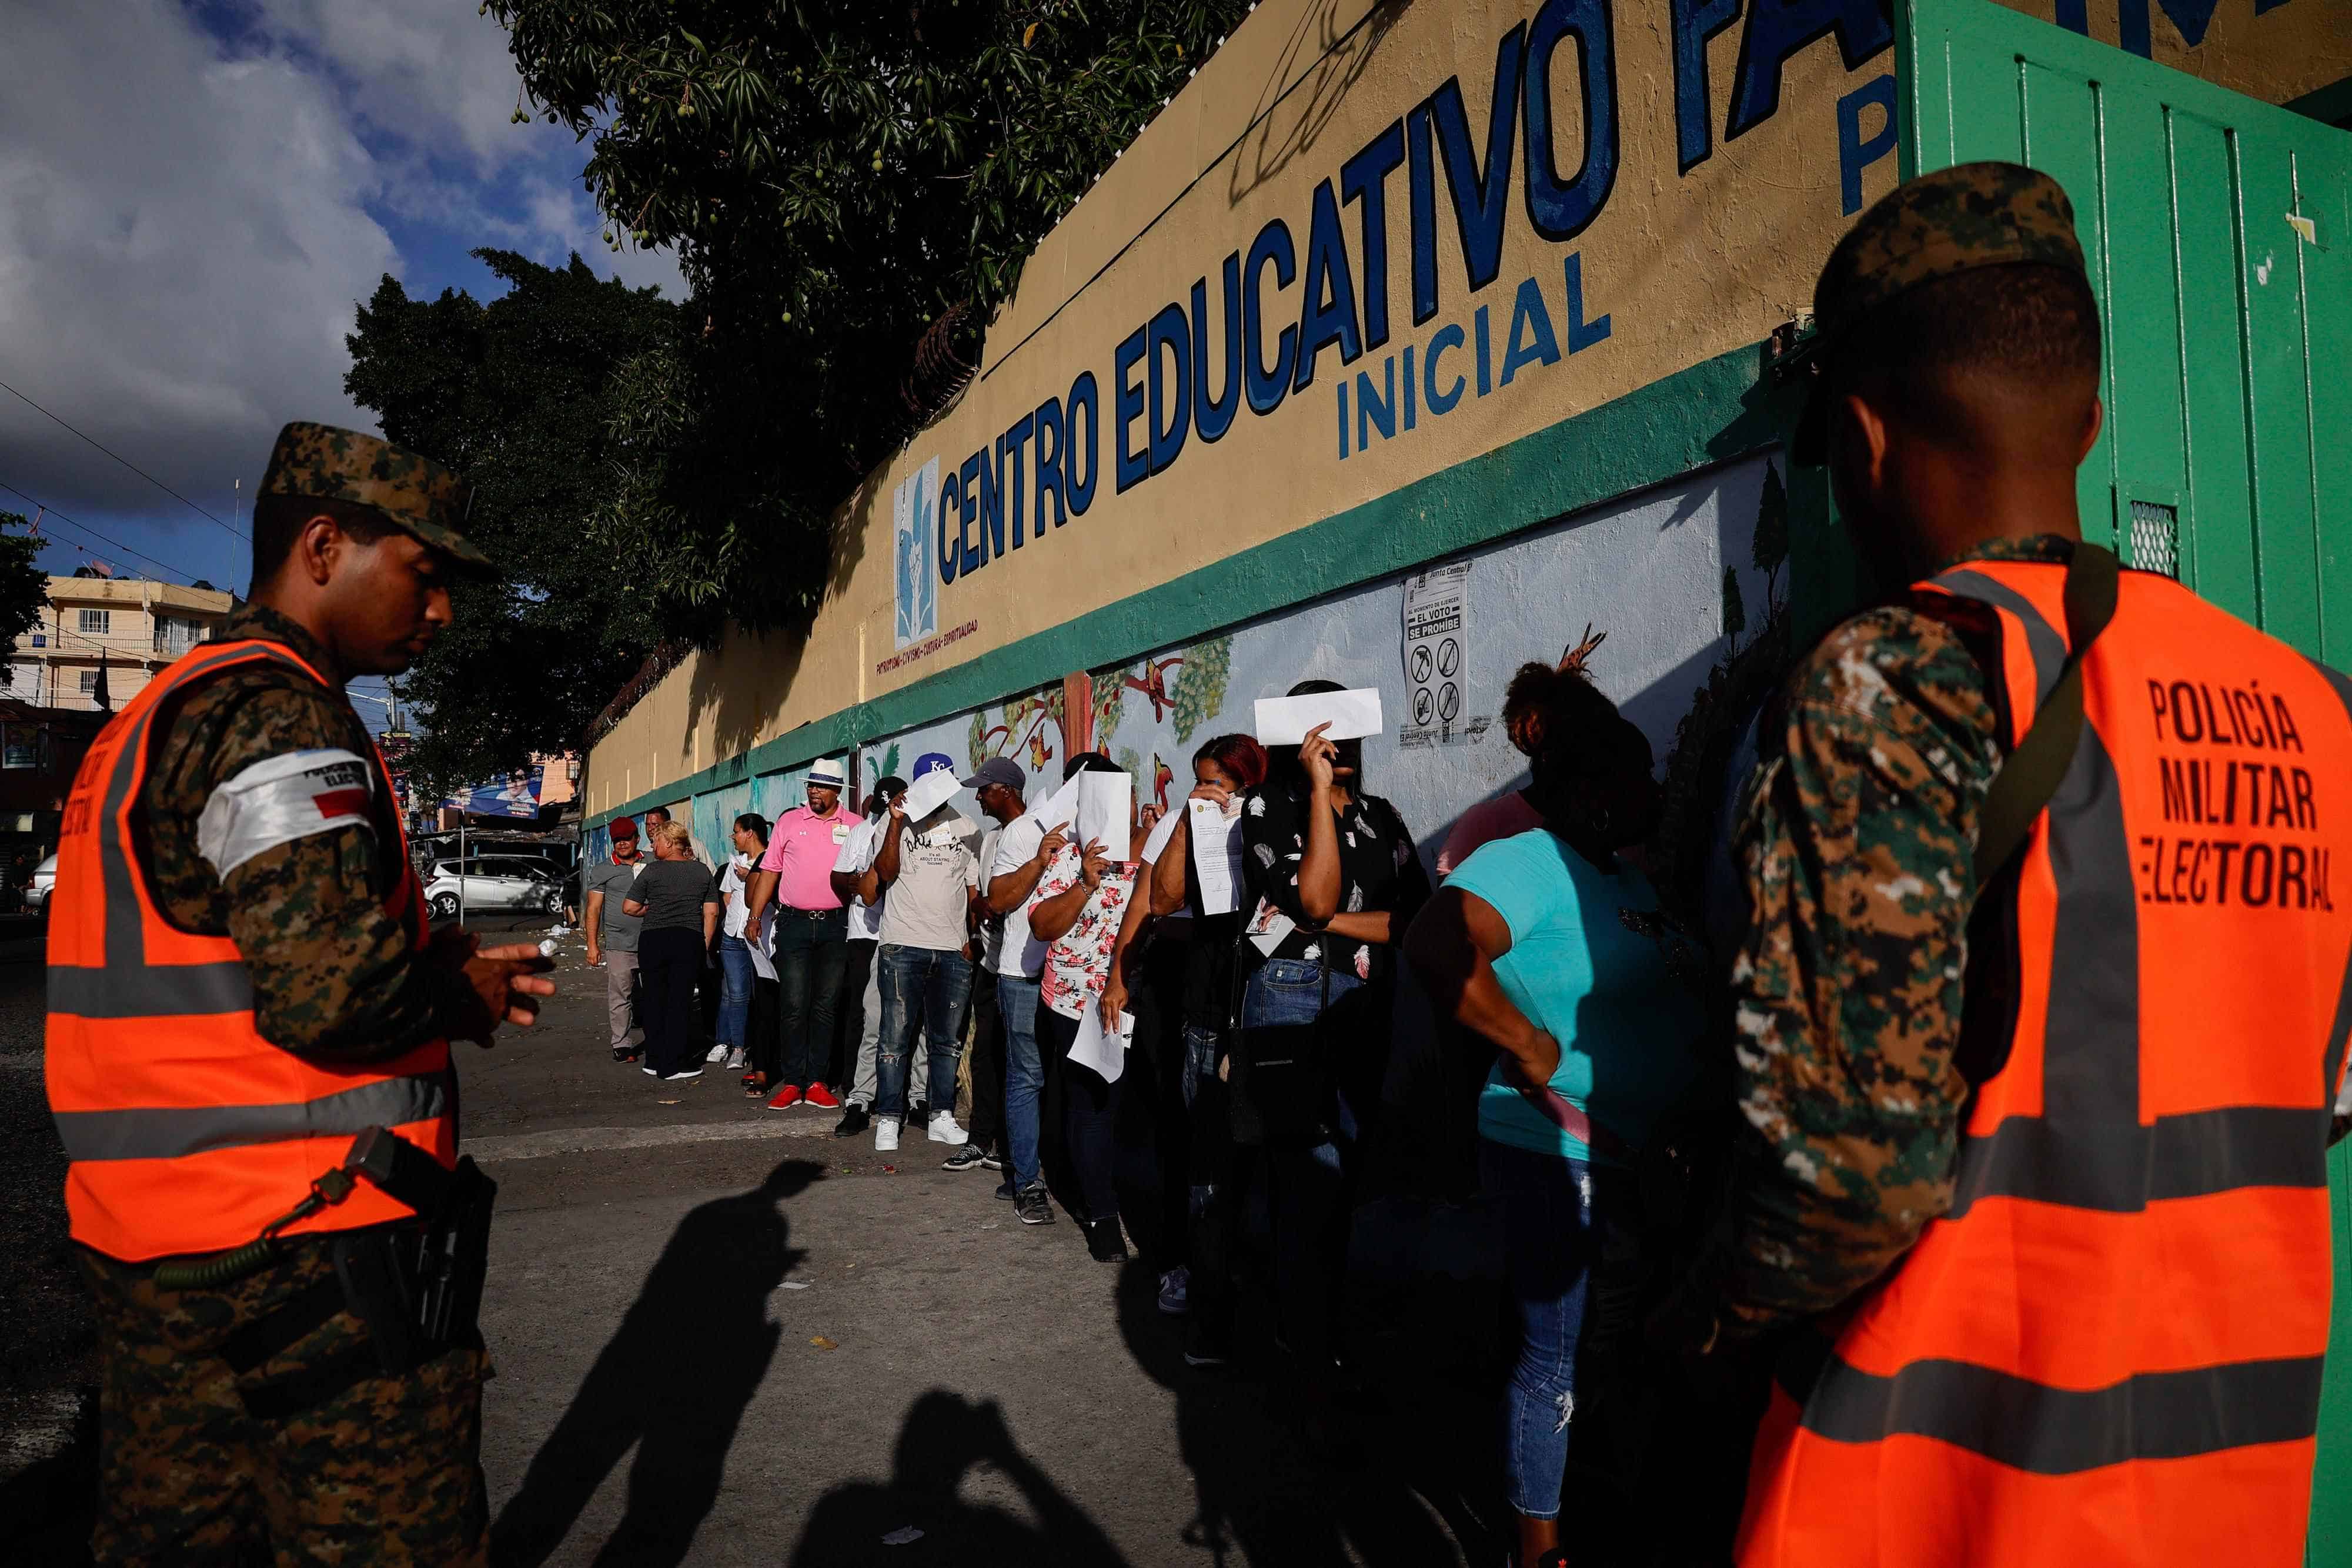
[1703,534,2072,1339]
[142,603,458,1061]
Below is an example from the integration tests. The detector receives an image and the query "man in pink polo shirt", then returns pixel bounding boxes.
[744,758,860,1106]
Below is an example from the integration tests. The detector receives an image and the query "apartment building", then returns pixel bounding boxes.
[6,574,236,711]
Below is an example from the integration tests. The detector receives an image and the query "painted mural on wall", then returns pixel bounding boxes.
[843,457,1782,871]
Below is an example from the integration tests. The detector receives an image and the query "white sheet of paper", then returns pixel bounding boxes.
[1029,775,1081,837]
[1188,797,1245,915]
[1067,1005,1135,1083]
[747,909,777,981]
[1253,687,1385,745]
[900,768,960,822]
[1245,900,1296,955]
[1076,771,1132,862]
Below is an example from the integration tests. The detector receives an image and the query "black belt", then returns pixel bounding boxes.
[779,906,845,919]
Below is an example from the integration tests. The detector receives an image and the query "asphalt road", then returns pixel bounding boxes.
[2,917,1511,1566]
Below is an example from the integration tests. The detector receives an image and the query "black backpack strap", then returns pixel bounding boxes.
[1969,542,2120,885]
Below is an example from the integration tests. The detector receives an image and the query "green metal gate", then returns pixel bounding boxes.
[1896,2,2352,1557]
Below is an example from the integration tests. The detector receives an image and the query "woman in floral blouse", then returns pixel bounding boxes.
[1025,752,1140,1261]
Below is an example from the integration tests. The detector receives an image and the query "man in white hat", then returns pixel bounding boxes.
[743,759,861,1107]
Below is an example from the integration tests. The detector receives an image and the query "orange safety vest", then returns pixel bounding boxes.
[45,638,455,1263]
[1737,556,2352,1568]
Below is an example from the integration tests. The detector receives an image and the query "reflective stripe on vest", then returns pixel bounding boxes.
[1738,561,2352,1568]
[44,638,456,1262]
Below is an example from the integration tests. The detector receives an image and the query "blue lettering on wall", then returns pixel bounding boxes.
[1294,179,1364,392]
[1726,0,1890,143]
[1033,396,1065,535]
[1425,323,1466,415]
[1192,255,1243,444]
[1475,303,1494,397]
[1499,276,1561,386]
[1563,252,1610,352]
[1671,0,1742,173]
[1406,106,1441,328]
[1836,73,1897,216]
[957,452,982,577]
[1429,22,1526,297]
[1342,120,1408,351]
[978,439,1006,564]
[1244,219,1298,414]
[1148,301,1191,474]
[1357,356,1398,449]
[937,468,961,586]
[1113,326,1149,494]
[1001,414,1033,549]
[1065,371,1100,516]
[1522,0,1618,242]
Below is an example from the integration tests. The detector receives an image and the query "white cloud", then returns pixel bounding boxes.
[0,0,680,526]
[0,0,395,514]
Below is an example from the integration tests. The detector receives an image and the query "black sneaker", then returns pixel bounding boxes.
[1014,1185,1055,1226]
[911,1098,929,1122]
[941,1145,988,1172]
[980,1150,1004,1170]
[994,1179,1018,1201]
[834,1102,871,1138]
[1183,1317,1233,1369]
[1083,1215,1129,1263]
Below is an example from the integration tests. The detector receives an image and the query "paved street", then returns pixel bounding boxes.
[3,919,1507,1566]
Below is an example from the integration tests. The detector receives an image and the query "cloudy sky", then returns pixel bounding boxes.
[0,0,680,610]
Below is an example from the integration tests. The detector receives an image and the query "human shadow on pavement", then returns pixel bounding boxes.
[1115,1256,1504,1567]
[489,1158,823,1567]
[789,1389,1131,1568]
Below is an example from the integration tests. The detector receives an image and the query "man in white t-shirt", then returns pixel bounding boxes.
[975,760,1073,1222]
[825,775,925,1137]
[855,753,981,1152]
[946,758,1036,1179]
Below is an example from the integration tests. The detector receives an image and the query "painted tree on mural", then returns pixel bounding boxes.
[1167,634,1232,743]
[971,688,1063,775]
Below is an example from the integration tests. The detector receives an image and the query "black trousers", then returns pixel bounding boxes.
[1127,932,1194,1268]
[637,928,704,1078]
[967,968,1007,1154]
[828,938,878,1092]
[1042,1007,1122,1224]
[771,909,848,1089]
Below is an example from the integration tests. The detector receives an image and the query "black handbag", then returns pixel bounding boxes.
[1227,935,1339,1149]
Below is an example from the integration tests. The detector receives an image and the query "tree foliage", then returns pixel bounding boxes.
[343,250,681,793]
[0,515,52,651]
[487,0,1253,623]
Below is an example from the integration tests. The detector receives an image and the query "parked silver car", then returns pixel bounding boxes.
[24,852,56,912]
[423,856,565,919]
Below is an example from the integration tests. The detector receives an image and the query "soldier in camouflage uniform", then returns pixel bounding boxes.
[1655,166,2109,1345]
[66,423,554,1565]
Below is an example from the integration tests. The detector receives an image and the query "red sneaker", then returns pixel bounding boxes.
[765,1084,804,1110]
[802,1082,842,1109]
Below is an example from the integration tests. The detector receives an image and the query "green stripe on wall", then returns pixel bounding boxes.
[592,339,1790,827]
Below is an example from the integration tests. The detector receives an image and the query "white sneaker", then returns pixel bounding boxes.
[927,1110,970,1146]
[873,1116,901,1152]
[724,1048,747,1071]
[664,1067,705,1082]
[706,1043,727,1063]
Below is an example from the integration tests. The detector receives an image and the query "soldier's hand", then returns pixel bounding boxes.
[433,932,556,1044]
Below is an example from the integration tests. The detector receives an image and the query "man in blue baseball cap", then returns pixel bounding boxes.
[850,751,983,1152]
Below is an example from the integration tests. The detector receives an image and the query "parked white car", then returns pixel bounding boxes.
[423,856,566,919]
[24,852,56,912]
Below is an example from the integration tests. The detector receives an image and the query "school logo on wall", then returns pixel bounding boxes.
[894,456,940,649]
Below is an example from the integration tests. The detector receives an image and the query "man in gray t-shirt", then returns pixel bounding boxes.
[584,817,649,1058]
[860,760,982,1151]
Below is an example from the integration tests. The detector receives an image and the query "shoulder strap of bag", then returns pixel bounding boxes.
[1970,541,2120,885]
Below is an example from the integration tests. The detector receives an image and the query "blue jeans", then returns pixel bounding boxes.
[996,972,1044,1189]
[715,935,756,1049]
[876,944,973,1120]
[1240,958,1374,1376]
[1482,1138,1620,1520]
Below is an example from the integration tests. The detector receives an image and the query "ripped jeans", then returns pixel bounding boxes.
[1482,1138,1625,1520]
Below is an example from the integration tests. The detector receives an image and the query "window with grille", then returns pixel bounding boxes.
[2128,501,2179,579]
[78,609,111,634]
[77,670,98,694]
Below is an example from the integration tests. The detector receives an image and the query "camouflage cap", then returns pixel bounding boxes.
[1793,162,2087,463]
[258,422,492,569]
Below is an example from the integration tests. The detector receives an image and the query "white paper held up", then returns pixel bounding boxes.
[1028,775,1081,836]
[900,767,961,822]
[1076,771,1132,862]
[1068,1005,1135,1083]
[1254,688,1384,745]
[1188,797,1245,915]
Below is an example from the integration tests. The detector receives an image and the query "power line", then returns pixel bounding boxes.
[0,377,249,541]
[0,481,219,587]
